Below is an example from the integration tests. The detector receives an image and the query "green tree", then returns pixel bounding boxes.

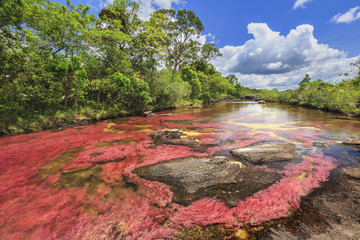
[181,66,202,100]
[226,74,238,85]
[299,74,311,85]
[154,9,204,76]
[49,56,87,108]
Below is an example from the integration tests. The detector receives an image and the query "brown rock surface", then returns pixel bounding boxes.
[342,166,360,179]
[230,142,300,164]
[150,129,198,147]
[133,156,281,207]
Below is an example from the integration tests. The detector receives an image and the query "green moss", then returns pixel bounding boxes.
[39,147,83,179]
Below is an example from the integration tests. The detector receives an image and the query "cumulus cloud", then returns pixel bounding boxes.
[293,0,313,9]
[212,23,357,90]
[331,6,360,24]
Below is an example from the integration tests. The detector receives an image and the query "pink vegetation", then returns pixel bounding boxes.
[169,152,336,228]
[284,129,324,147]
[169,198,232,228]
[0,106,340,239]
[62,144,135,170]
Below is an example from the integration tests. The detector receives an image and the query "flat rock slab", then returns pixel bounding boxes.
[342,166,360,179]
[230,141,300,164]
[150,129,198,147]
[150,129,184,141]
[343,139,360,151]
[343,139,360,146]
[133,156,281,207]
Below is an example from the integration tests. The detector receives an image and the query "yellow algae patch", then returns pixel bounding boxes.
[181,130,213,136]
[103,123,153,134]
[297,164,315,180]
[97,138,137,147]
[39,147,82,179]
[103,123,125,134]
[231,161,247,168]
[248,130,300,144]
[132,124,154,133]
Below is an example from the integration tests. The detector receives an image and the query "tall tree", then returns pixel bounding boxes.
[154,9,204,76]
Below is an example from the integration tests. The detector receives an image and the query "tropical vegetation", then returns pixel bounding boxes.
[1,0,359,135]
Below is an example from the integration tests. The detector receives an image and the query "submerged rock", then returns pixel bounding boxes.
[133,156,281,207]
[313,142,332,149]
[150,129,198,147]
[230,141,300,164]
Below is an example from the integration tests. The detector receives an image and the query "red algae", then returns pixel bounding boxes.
[0,104,346,239]
[284,129,324,146]
[168,198,232,228]
[62,144,134,170]
[169,152,336,229]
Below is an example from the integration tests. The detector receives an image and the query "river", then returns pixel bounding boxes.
[1,102,359,239]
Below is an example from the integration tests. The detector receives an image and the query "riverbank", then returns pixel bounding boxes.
[0,100,203,136]
[239,77,360,117]
[2,98,359,137]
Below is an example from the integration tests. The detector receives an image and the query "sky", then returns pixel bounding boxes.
[56,0,360,90]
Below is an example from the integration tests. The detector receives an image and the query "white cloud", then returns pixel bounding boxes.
[331,6,360,24]
[195,33,215,45]
[293,0,313,10]
[212,23,357,90]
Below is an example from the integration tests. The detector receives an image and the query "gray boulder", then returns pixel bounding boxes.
[230,141,300,164]
[133,156,281,207]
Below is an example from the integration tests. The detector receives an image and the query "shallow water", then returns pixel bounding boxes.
[0,102,359,239]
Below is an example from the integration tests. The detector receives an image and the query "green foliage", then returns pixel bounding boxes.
[249,76,360,116]
[1,0,359,135]
[154,9,204,75]
[150,70,191,109]
[299,74,311,85]
[181,66,202,100]
[49,56,87,107]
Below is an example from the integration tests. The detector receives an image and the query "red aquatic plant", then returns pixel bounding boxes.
[0,104,343,239]
[284,129,324,146]
[62,144,135,170]
[169,152,336,228]
[169,198,232,228]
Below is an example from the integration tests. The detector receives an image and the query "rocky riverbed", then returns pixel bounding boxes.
[1,103,360,240]
[133,130,360,239]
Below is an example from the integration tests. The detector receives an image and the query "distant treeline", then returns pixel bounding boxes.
[235,72,360,116]
[1,0,359,135]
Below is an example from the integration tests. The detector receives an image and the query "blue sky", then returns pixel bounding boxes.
[56,0,360,89]
[185,0,360,57]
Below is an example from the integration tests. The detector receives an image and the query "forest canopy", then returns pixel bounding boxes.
[1,0,359,135]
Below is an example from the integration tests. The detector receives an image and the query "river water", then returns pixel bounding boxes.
[1,102,359,239]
